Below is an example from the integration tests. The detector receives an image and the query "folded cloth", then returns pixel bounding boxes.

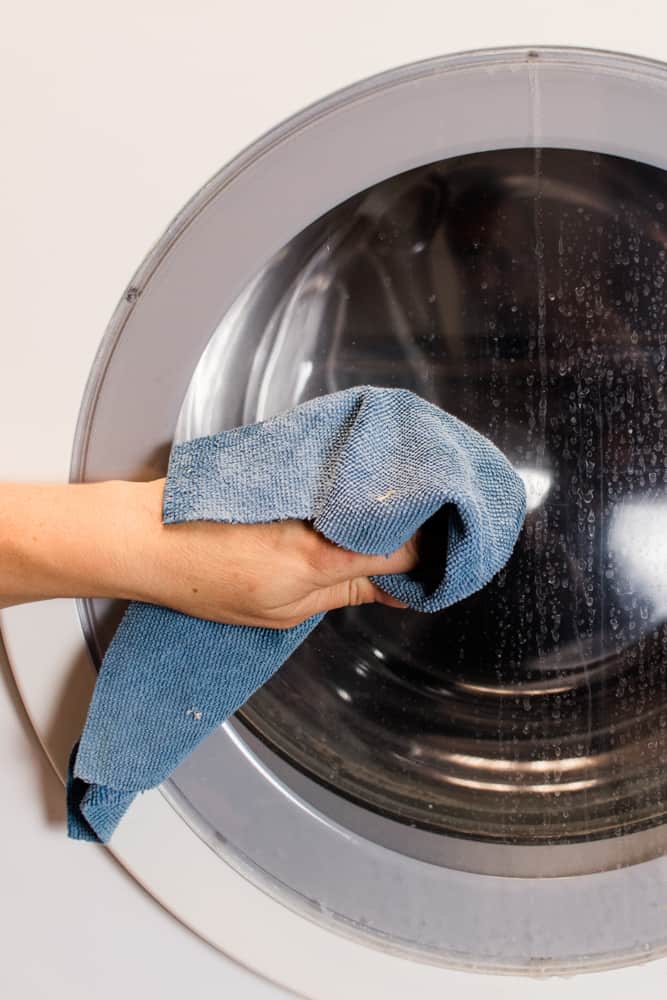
[67,385,526,842]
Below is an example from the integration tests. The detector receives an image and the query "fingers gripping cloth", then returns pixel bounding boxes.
[67,386,527,842]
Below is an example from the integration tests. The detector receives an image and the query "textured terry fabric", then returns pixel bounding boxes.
[67,385,526,842]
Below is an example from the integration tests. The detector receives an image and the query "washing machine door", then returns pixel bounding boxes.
[70,47,667,980]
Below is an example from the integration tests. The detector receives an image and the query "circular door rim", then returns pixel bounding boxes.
[5,44,667,998]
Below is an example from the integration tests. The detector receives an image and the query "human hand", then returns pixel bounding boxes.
[128,478,419,627]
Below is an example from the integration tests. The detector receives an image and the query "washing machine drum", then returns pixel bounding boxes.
[75,49,667,974]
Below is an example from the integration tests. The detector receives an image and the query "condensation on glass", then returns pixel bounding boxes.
[177,147,667,848]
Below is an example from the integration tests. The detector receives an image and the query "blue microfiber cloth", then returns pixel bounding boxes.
[67,385,526,842]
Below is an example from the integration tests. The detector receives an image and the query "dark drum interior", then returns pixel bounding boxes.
[186,147,667,845]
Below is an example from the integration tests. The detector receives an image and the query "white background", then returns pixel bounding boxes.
[3,1,667,997]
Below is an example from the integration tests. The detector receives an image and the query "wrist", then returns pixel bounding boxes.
[86,478,164,602]
[114,477,167,604]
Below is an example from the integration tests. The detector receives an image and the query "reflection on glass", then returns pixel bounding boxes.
[516,467,552,512]
[179,148,667,845]
[610,502,667,616]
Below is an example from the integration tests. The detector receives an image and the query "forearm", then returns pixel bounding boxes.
[0,480,159,609]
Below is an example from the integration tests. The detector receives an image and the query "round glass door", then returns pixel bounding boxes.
[177,146,667,852]
[73,48,667,973]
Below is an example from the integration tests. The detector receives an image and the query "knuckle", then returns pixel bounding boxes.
[304,534,343,579]
[305,537,329,575]
[347,578,367,607]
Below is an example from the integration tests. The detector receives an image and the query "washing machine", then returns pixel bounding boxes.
[5,2,667,998]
